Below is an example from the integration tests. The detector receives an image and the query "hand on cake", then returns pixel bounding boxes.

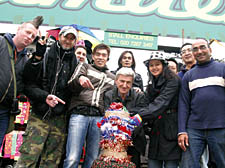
[129,114,142,126]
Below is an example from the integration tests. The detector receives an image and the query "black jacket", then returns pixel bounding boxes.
[0,34,28,111]
[104,87,147,154]
[104,86,145,115]
[140,73,181,160]
[23,41,77,118]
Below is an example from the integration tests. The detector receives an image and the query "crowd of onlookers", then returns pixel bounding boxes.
[0,16,224,168]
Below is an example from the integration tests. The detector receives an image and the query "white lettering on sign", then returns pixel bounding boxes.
[105,31,157,49]
[6,0,225,24]
[94,0,225,23]
[12,0,57,6]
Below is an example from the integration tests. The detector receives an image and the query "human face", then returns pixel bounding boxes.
[120,52,133,67]
[115,74,133,98]
[59,34,76,50]
[181,45,196,65]
[92,49,109,68]
[192,40,212,64]
[168,61,177,74]
[75,47,87,62]
[15,23,38,49]
[149,60,163,77]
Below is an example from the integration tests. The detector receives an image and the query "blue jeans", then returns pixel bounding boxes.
[188,128,225,168]
[148,159,179,168]
[0,109,9,148]
[180,147,194,168]
[63,114,101,168]
[180,146,208,168]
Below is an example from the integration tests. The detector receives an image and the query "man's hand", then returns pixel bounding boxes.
[178,133,189,151]
[79,76,94,90]
[46,95,65,108]
[35,32,48,60]
[129,114,142,126]
[133,87,142,93]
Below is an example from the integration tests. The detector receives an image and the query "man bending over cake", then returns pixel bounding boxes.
[103,67,147,168]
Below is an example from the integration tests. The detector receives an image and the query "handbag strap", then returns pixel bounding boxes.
[6,41,17,99]
[0,136,6,156]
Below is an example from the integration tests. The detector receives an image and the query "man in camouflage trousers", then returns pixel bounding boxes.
[15,26,78,168]
[17,113,66,167]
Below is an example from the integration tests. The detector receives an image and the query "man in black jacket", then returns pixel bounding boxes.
[0,16,43,148]
[15,26,78,168]
[104,67,146,168]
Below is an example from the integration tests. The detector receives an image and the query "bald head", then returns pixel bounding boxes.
[13,23,38,52]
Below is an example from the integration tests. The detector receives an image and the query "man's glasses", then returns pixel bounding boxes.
[192,45,207,52]
[181,48,192,55]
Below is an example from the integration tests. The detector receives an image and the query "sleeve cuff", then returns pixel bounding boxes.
[178,132,188,136]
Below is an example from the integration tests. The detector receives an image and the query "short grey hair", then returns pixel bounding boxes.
[115,67,135,80]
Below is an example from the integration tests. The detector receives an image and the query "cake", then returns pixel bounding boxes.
[92,102,140,168]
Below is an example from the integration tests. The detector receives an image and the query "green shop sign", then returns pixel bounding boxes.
[104,31,158,50]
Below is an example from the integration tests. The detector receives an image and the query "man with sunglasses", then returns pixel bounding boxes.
[178,39,225,168]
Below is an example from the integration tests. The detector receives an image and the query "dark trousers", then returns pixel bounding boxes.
[127,146,141,168]
[0,108,9,147]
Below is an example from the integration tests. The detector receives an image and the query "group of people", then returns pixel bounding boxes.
[0,16,224,168]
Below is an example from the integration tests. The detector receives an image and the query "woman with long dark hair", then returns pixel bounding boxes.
[139,51,181,168]
[111,50,144,92]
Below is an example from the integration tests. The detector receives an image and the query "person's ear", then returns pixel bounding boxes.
[209,47,212,54]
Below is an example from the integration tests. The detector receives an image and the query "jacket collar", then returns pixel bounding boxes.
[92,63,108,72]
[197,58,213,67]
[112,87,133,102]
[148,74,166,88]
[51,41,74,59]
[180,64,196,72]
